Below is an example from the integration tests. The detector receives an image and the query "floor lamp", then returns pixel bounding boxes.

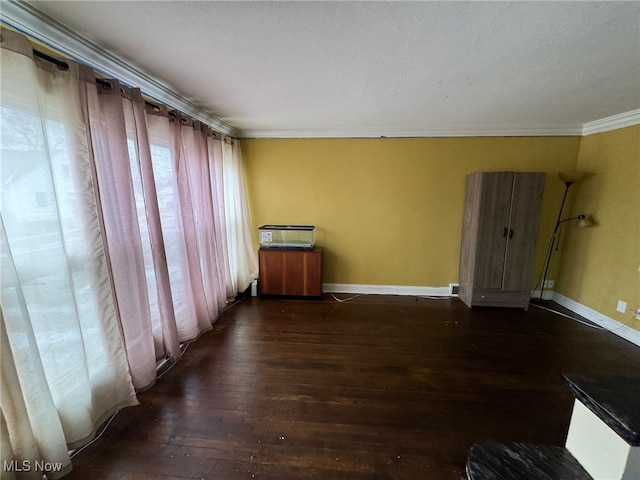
[537,171,592,301]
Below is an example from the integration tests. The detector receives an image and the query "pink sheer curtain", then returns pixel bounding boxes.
[80,77,241,389]
[80,74,158,390]
[125,90,181,363]
[146,110,211,341]
[178,119,228,317]
[168,114,213,334]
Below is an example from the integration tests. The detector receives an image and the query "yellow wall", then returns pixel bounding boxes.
[242,136,580,287]
[556,125,640,331]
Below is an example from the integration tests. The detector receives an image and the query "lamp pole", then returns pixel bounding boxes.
[539,180,573,300]
[534,171,590,305]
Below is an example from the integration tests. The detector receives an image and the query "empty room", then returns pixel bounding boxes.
[1,2,639,479]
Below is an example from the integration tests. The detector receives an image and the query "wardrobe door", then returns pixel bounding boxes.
[459,174,481,307]
[503,172,545,292]
[474,172,513,291]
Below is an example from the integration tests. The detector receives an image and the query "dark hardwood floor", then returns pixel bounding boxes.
[64,295,640,479]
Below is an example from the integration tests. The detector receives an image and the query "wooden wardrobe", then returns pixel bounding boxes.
[459,171,545,309]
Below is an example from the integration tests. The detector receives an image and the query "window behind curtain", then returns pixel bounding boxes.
[1,36,137,476]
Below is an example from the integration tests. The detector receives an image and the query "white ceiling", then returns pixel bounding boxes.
[7,1,640,138]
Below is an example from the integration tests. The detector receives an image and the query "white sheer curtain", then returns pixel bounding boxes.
[221,137,258,293]
[208,135,234,298]
[0,30,137,478]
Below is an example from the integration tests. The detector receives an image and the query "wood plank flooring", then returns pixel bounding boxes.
[63,295,640,479]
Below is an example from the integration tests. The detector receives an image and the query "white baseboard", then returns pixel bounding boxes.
[322,283,452,297]
[532,289,555,301]
[553,293,640,347]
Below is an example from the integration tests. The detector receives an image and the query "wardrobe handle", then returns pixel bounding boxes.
[503,227,508,238]
[509,229,514,239]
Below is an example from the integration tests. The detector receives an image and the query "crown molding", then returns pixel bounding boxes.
[238,124,583,139]
[0,1,237,136]
[581,109,640,136]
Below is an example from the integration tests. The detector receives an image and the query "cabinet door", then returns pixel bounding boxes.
[259,249,322,296]
[474,172,513,290]
[503,173,545,291]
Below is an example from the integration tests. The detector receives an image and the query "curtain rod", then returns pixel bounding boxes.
[94,77,163,114]
[36,55,160,114]
[93,78,225,139]
[33,48,69,71]
[33,47,228,141]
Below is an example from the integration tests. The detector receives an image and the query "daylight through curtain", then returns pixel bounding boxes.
[222,138,259,293]
[0,30,138,478]
[1,27,258,474]
[80,72,255,388]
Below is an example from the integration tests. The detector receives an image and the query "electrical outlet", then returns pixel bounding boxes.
[616,300,627,313]
[543,280,554,289]
[636,308,640,320]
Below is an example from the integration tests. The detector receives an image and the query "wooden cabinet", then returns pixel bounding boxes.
[459,172,545,309]
[259,248,323,297]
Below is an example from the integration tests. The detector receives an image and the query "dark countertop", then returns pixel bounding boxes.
[466,442,593,480]
[564,374,640,446]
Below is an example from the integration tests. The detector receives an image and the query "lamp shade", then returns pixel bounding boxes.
[559,171,587,183]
